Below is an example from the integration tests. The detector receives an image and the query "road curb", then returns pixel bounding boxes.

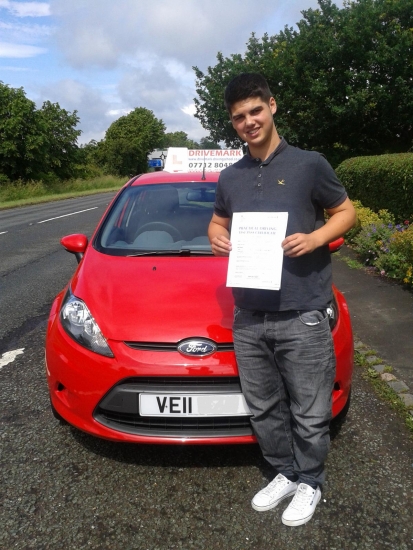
[354,338,413,420]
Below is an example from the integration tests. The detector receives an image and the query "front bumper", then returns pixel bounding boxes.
[45,289,353,444]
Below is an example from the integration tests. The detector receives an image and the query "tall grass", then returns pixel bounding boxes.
[0,175,126,207]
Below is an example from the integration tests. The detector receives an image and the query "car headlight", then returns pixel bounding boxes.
[60,290,114,357]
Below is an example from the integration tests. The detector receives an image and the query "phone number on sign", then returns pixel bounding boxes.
[189,162,235,169]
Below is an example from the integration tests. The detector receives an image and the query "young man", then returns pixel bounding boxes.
[208,73,356,527]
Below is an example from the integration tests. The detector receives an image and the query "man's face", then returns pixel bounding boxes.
[230,96,277,149]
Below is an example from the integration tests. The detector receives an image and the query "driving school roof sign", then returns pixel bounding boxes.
[163,147,243,173]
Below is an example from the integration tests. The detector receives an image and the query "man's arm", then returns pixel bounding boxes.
[208,214,231,256]
[282,197,356,258]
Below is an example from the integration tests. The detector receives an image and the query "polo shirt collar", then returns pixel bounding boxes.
[246,137,288,164]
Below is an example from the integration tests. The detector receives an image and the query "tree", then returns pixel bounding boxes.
[0,82,43,180]
[38,101,81,180]
[160,131,195,148]
[102,108,165,176]
[193,0,413,165]
[199,137,221,149]
[0,82,81,181]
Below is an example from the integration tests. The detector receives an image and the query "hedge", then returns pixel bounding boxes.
[336,153,413,222]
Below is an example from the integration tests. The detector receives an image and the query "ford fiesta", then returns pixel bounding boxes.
[45,170,353,444]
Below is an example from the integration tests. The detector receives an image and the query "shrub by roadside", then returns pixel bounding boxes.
[336,153,413,221]
[0,175,126,207]
[346,200,413,289]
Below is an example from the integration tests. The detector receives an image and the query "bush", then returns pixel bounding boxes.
[0,179,48,202]
[0,175,125,204]
[346,200,395,243]
[376,224,413,286]
[0,173,10,186]
[353,223,394,266]
[336,153,413,221]
[345,200,413,288]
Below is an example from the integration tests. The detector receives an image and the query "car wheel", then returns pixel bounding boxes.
[50,399,67,425]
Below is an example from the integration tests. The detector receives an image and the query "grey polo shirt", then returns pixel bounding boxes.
[214,138,347,312]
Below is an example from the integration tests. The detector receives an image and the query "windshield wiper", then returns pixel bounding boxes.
[127,249,213,257]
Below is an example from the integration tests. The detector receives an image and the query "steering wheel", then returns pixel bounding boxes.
[135,222,183,242]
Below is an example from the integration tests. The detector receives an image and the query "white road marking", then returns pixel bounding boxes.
[37,207,98,224]
[0,231,8,235]
[0,348,25,369]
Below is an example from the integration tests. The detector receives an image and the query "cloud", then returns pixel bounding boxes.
[19,0,345,145]
[0,41,46,57]
[181,103,196,116]
[35,79,114,143]
[0,1,50,17]
[0,21,52,43]
[51,0,277,70]
[0,65,34,71]
[106,108,132,117]
[117,63,206,139]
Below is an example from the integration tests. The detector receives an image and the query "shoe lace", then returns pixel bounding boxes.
[289,486,313,511]
[262,475,288,495]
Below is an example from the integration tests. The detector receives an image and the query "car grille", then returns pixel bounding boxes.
[94,377,253,438]
[124,342,234,352]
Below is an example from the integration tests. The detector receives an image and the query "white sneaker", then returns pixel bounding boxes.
[251,473,297,512]
[281,483,322,526]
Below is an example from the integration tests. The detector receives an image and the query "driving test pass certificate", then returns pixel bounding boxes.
[226,212,289,291]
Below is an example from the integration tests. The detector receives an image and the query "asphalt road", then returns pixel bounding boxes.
[0,193,116,349]
[1,195,413,549]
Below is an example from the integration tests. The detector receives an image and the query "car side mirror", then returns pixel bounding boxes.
[328,237,344,253]
[61,234,88,263]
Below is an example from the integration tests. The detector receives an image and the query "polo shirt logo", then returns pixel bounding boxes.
[278,179,285,185]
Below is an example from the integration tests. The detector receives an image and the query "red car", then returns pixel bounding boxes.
[45,170,353,444]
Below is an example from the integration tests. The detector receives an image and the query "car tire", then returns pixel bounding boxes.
[50,399,67,425]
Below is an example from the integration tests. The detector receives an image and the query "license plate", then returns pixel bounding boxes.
[139,393,251,417]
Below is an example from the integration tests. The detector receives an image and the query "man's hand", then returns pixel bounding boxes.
[208,214,231,257]
[282,233,320,257]
[210,235,232,256]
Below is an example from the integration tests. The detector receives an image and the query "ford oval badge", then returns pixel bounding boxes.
[177,339,217,357]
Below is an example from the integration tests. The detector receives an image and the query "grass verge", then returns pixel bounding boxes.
[340,256,365,270]
[354,347,413,436]
[0,176,126,209]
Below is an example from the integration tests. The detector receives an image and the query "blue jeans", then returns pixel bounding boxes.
[233,307,335,489]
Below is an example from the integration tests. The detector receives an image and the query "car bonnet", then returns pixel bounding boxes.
[69,247,234,343]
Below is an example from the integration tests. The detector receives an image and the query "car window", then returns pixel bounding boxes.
[96,182,216,255]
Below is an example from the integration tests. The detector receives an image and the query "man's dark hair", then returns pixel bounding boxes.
[224,73,273,113]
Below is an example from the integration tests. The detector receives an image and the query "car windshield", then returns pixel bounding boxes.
[95,182,216,256]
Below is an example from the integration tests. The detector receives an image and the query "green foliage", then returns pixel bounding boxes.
[336,153,413,220]
[0,173,10,185]
[346,200,394,242]
[77,140,107,178]
[353,223,394,265]
[0,175,125,206]
[346,200,413,287]
[160,131,199,149]
[0,82,44,180]
[376,225,413,285]
[193,0,413,164]
[102,108,165,176]
[37,101,81,180]
[0,82,81,181]
[199,137,221,150]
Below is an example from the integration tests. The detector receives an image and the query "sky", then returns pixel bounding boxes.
[0,0,343,145]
